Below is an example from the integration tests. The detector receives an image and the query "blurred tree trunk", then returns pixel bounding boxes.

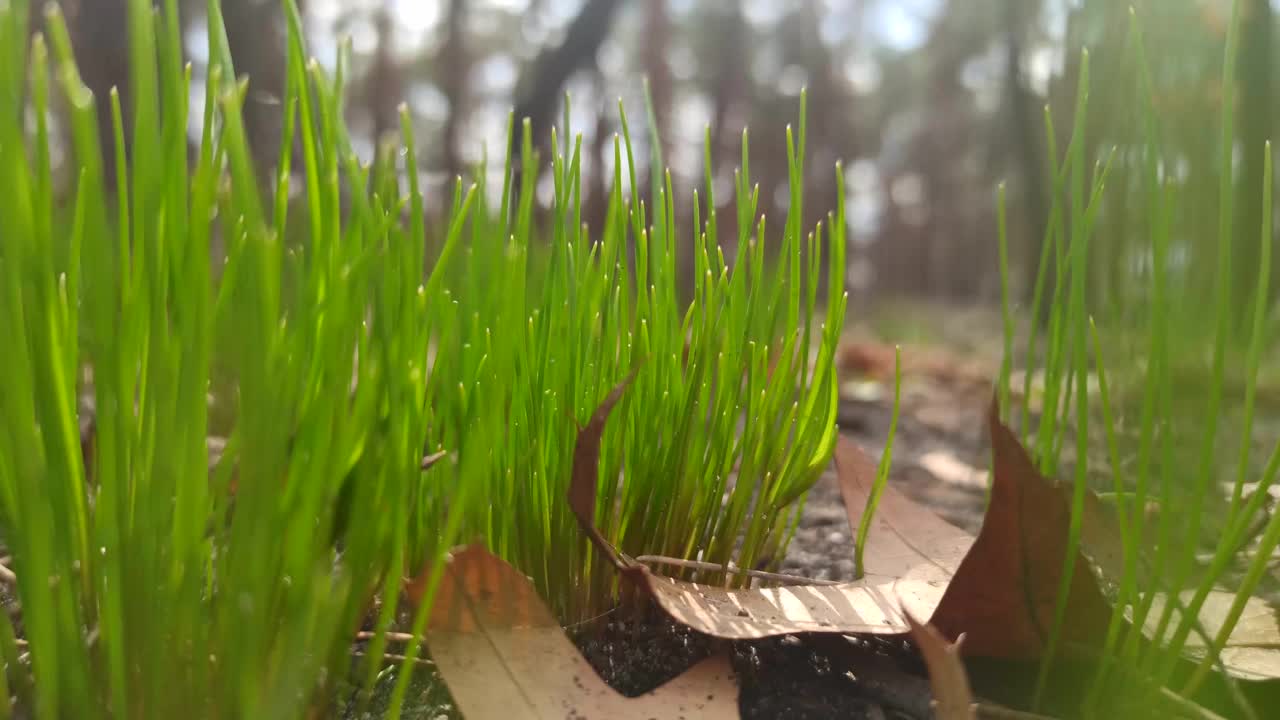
[1234,0,1276,318]
[585,71,610,235]
[511,0,623,168]
[1089,0,1130,316]
[708,2,746,179]
[702,0,747,261]
[1002,0,1049,307]
[796,0,848,243]
[922,0,993,300]
[366,4,404,145]
[641,0,671,180]
[221,0,289,171]
[435,0,468,179]
[74,0,292,178]
[68,0,131,188]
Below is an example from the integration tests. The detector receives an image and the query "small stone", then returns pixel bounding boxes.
[805,505,847,526]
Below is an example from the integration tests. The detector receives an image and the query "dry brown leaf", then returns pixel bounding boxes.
[1054,471,1280,680]
[918,450,989,490]
[839,341,992,392]
[425,545,740,720]
[624,435,971,638]
[1139,590,1280,681]
[906,612,976,720]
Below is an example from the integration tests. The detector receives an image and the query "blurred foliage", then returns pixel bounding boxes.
[43,0,1277,313]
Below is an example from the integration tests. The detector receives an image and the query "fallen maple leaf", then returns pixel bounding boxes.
[423,545,739,719]
[905,611,976,720]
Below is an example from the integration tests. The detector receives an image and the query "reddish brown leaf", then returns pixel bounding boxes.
[568,369,640,571]
[928,406,1112,657]
[424,545,739,719]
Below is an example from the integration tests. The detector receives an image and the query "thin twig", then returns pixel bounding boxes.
[355,631,416,644]
[562,604,621,631]
[353,604,619,647]
[974,703,1058,720]
[633,555,843,586]
[1156,687,1229,720]
[351,651,435,668]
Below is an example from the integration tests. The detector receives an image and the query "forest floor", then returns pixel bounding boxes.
[345,350,1002,720]
[352,303,1280,719]
[348,306,1030,719]
[784,340,996,583]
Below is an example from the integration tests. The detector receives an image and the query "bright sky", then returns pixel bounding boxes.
[303,0,945,63]
[866,0,941,52]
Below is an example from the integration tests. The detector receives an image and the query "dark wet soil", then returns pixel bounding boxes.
[732,634,931,720]
[571,609,936,719]
[572,614,716,696]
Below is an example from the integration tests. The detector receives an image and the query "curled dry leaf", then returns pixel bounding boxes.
[424,545,739,720]
[568,369,640,572]
[629,437,971,638]
[905,611,975,720]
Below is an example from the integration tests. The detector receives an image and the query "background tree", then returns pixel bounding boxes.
[47,0,1280,320]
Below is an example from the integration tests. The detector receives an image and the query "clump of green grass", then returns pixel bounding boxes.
[426,92,848,622]
[0,0,846,715]
[998,0,1278,714]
